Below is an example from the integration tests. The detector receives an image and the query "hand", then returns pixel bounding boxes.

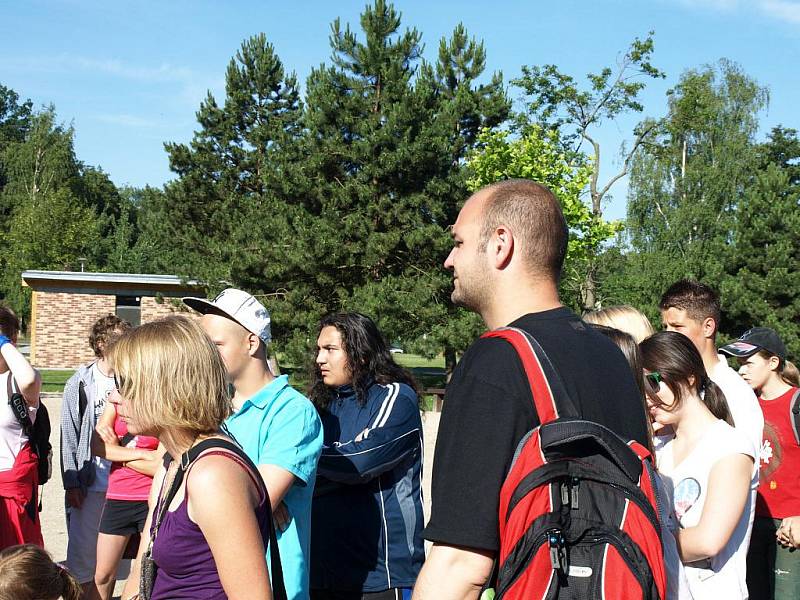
[777,516,800,548]
[66,488,86,509]
[273,501,292,532]
[96,423,118,445]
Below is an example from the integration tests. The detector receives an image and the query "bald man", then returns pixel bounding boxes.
[184,289,323,600]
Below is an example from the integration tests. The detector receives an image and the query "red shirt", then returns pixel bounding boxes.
[756,386,800,519]
[106,416,159,501]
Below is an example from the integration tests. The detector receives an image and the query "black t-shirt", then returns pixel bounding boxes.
[423,307,650,552]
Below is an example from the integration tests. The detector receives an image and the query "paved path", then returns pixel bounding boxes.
[39,393,440,596]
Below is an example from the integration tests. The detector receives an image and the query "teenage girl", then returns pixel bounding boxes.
[720,327,800,599]
[89,396,164,600]
[641,331,754,599]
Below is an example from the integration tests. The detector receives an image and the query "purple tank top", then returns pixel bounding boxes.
[150,450,270,599]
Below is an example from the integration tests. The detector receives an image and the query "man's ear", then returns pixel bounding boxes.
[768,355,782,372]
[702,317,717,340]
[247,333,261,357]
[492,225,514,269]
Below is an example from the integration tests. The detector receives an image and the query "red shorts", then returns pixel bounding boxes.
[0,444,43,550]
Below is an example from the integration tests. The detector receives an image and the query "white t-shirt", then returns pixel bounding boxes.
[657,419,755,599]
[87,363,114,492]
[0,371,39,471]
[710,355,763,462]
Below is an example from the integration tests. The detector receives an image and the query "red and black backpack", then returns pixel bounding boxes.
[483,327,666,600]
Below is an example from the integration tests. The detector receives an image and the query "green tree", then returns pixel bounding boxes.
[721,163,800,358]
[513,33,665,310]
[623,60,769,305]
[285,0,508,369]
[0,108,100,317]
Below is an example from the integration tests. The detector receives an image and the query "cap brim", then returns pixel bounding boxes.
[182,297,217,315]
[719,341,761,358]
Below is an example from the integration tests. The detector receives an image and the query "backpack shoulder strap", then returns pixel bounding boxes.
[6,374,33,434]
[182,438,288,600]
[790,388,800,446]
[481,327,577,425]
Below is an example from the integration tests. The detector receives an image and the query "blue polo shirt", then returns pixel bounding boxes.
[224,375,323,600]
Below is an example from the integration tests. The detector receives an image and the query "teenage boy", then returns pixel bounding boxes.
[61,314,131,594]
[659,280,763,454]
[184,289,323,600]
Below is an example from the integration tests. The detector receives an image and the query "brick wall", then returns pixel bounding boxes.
[32,293,200,369]
[32,292,115,369]
[141,296,199,322]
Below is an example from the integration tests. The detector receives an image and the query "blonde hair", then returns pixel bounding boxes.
[583,305,655,344]
[0,544,81,600]
[110,316,231,436]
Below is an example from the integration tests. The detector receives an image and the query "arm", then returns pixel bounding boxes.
[188,455,272,600]
[91,403,153,463]
[412,543,494,600]
[676,453,753,562]
[317,389,421,484]
[124,444,167,478]
[0,337,41,406]
[121,460,167,600]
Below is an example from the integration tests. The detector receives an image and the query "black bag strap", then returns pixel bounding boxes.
[6,374,33,436]
[78,381,88,422]
[156,438,287,600]
[481,326,578,424]
[790,388,800,446]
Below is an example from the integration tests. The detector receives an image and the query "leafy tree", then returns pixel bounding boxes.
[721,163,800,358]
[0,108,100,317]
[513,33,665,310]
[284,0,509,369]
[624,60,769,303]
[465,125,620,308]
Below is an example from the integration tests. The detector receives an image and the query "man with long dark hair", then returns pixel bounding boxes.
[309,312,424,600]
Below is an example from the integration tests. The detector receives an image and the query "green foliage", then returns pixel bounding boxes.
[512,33,665,309]
[721,164,800,358]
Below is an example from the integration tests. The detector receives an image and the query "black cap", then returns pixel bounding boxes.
[719,327,787,360]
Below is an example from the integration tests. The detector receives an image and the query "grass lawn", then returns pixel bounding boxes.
[40,369,74,393]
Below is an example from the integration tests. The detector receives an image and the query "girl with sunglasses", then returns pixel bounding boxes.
[640,331,755,599]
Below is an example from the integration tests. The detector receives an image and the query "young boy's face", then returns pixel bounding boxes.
[660,307,709,355]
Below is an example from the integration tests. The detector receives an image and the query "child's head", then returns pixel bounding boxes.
[0,544,81,600]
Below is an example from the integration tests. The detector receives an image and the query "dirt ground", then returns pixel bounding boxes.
[39,393,440,597]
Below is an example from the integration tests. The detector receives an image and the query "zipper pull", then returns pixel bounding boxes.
[561,482,570,506]
[548,528,567,573]
[571,477,580,510]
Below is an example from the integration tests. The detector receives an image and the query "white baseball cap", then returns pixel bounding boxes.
[183,288,271,344]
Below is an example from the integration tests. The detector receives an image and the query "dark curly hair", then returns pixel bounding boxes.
[88,314,132,358]
[308,313,419,411]
[0,305,20,339]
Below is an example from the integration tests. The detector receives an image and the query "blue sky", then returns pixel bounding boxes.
[1,0,797,220]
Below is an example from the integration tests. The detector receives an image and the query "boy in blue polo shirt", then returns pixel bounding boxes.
[184,288,323,600]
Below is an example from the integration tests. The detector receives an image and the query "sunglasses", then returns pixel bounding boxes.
[113,373,126,393]
[644,371,663,396]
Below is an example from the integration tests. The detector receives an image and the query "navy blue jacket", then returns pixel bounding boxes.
[310,381,424,592]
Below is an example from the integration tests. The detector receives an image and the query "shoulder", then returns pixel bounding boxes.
[187,450,257,502]
[711,420,755,460]
[451,336,526,390]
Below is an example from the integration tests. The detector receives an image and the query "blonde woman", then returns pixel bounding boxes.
[721,327,800,599]
[114,316,276,600]
[583,304,655,344]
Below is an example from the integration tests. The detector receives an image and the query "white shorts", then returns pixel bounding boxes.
[64,490,106,583]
